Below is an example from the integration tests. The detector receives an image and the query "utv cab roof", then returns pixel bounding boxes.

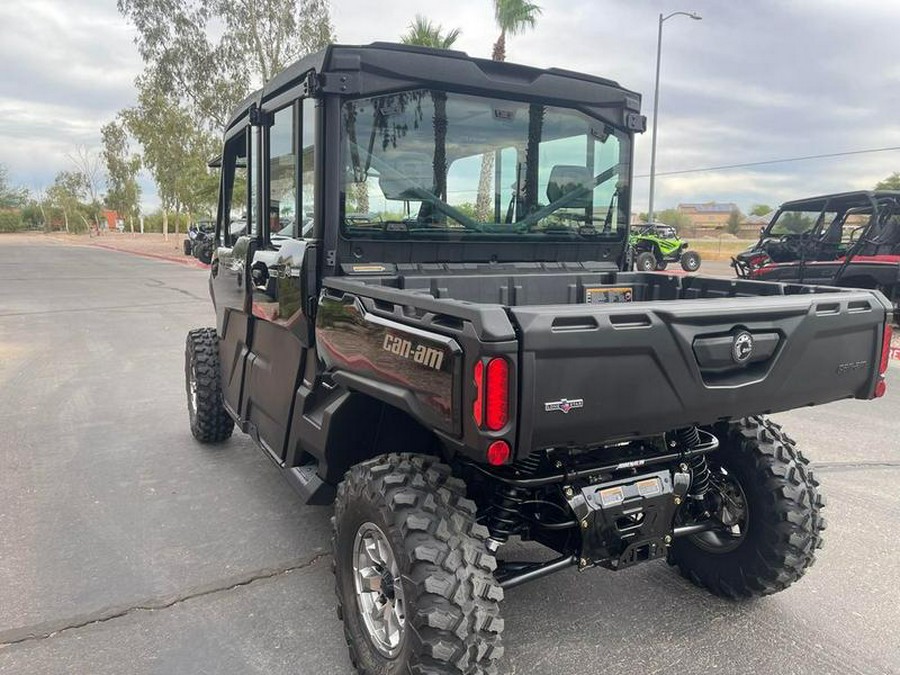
[779,190,900,212]
[226,42,644,134]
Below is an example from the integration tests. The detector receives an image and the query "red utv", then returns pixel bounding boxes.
[733,191,900,319]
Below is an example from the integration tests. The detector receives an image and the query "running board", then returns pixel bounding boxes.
[284,463,335,505]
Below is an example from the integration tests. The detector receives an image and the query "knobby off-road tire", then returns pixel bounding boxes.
[636,251,657,272]
[669,416,825,599]
[184,328,234,443]
[333,453,504,675]
[680,250,701,272]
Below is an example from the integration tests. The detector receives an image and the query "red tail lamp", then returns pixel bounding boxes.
[485,357,509,431]
[473,357,509,431]
[875,323,892,399]
[879,324,893,375]
[487,440,511,466]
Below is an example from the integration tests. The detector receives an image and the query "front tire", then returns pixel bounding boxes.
[333,454,504,675]
[183,239,192,255]
[680,250,701,272]
[636,251,657,272]
[669,417,825,598]
[185,328,234,443]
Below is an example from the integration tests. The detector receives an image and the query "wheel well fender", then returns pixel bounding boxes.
[312,391,442,485]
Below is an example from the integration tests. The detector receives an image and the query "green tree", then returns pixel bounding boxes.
[101,120,142,233]
[122,74,214,239]
[655,208,691,231]
[491,0,542,61]
[46,171,89,233]
[750,203,773,217]
[0,164,29,210]
[117,0,335,131]
[401,15,461,49]
[475,0,542,219]
[725,207,743,235]
[875,172,900,190]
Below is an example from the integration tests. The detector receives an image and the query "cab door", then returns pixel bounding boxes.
[211,125,256,419]
[241,98,318,460]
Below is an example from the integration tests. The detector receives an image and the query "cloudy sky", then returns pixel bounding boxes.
[1,0,899,213]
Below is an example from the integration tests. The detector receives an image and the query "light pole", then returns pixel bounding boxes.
[647,10,701,223]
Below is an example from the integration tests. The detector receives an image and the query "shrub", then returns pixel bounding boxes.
[0,210,25,233]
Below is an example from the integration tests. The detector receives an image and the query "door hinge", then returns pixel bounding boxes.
[325,249,337,268]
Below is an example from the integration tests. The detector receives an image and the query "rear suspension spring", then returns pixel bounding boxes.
[677,426,711,499]
[487,484,528,542]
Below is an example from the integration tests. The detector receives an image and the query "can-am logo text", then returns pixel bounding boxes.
[382,333,445,371]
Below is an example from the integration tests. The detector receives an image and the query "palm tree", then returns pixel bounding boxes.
[491,0,542,62]
[399,17,461,215]
[401,15,461,49]
[475,0,543,220]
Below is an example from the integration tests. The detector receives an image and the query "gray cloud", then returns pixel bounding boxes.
[0,0,898,213]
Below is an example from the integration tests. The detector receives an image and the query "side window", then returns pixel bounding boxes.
[300,100,316,238]
[219,129,248,247]
[249,127,259,238]
[269,105,297,238]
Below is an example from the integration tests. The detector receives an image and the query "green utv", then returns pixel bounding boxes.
[630,223,701,271]
[184,43,892,675]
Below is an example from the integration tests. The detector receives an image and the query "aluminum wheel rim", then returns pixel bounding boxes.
[352,522,406,658]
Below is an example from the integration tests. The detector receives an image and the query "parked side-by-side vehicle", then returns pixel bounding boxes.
[183,43,893,674]
[733,190,900,320]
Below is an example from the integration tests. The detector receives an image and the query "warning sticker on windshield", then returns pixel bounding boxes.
[584,286,633,304]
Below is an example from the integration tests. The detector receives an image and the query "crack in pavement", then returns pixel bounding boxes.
[0,551,330,649]
[814,461,900,473]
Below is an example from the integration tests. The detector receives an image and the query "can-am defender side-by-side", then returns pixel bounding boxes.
[630,222,701,271]
[733,191,900,320]
[184,44,893,674]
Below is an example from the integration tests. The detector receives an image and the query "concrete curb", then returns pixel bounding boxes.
[89,242,211,270]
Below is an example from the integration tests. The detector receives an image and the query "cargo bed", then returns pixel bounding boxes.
[322,269,892,457]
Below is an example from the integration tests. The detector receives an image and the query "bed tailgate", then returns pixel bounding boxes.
[510,291,890,453]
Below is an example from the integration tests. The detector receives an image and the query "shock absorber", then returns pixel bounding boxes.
[677,426,710,499]
[486,453,542,543]
[487,484,527,542]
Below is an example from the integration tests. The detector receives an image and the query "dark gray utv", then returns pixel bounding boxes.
[184,43,894,675]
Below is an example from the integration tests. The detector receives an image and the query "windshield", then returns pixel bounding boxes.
[767,209,838,236]
[340,90,628,241]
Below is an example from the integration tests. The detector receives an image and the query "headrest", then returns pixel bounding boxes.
[546,165,593,208]
[377,152,434,200]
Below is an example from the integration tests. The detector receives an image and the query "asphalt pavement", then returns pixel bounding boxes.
[0,238,898,674]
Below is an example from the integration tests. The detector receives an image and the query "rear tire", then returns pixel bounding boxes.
[680,250,701,272]
[669,416,825,599]
[195,241,213,264]
[333,453,504,675]
[185,328,234,443]
[636,251,657,272]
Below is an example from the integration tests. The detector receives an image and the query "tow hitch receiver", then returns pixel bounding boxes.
[564,469,691,570]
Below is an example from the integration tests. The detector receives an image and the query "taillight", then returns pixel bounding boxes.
[879,324,893,375]
[875,323,893,399]
[487,440,511,466]
[485,358,509,430]
[472,357,510,431]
